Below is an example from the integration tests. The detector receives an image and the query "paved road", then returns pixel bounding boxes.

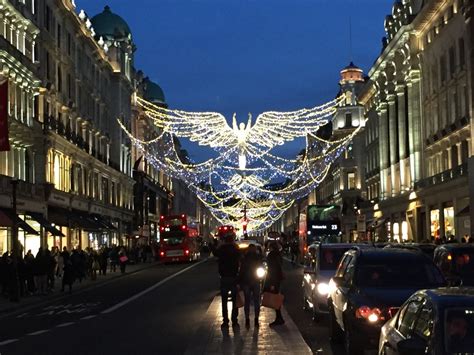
[0,256,352,355]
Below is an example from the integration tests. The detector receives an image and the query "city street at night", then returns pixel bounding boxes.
[0,257,344,355]
[1,0,474,354]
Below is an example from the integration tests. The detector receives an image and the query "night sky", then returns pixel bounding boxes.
[81,0,393,160]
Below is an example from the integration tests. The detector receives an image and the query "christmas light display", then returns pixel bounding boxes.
[120,94,361,233]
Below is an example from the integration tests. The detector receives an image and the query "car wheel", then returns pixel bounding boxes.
[344,322,364,355]
[328,304,343,342]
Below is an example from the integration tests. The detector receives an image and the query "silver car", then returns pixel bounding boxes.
[302,243,360,320]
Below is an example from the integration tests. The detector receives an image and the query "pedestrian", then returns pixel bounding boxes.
[238,243,263,328]
[34,248,48,295]
[118,247,128,274]
[91,251,99,280]
[99,248,108,276]
[290,239,300,265]
[46,248,57,291]
[24,250,35,294]
[215,231,241,328]
[61,253,74,294]
[109,247,118,272]
[264,241,285,326]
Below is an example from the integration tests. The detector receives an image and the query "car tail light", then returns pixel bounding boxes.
[388,307,399,318]
[355,306,384,322]
[160,251,164,257]
[185,249,190,255]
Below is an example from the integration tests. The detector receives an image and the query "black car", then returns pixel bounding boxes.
[384,243,437,259]
[434,244,474,286]
[328,248,446,354]
[379,287,474,355]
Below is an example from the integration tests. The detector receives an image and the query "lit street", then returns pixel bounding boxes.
[0,257,343,355]
[1,0,474,353]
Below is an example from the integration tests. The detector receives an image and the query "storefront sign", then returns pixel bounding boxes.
[357,214,366,232]
[0,80,10,151]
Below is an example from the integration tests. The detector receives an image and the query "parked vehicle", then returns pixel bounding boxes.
[302,243,368,320]
[434,244,474,286]
[379,287,474,355]
[328,248,446,354]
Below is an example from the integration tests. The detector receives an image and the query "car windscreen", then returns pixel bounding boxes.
[356,259,445,288]
[320,248,350,270]
[444,308,474,354]
[162,232,186,246]
[450,251,474,278]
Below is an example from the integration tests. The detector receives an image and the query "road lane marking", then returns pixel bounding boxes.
[0,339,19,346]
[56,322,75,327]
[80,315,97,320]
[102,258,208,314]
[27,329,50,336]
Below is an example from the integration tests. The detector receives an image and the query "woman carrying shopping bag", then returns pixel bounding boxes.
[263,241,285,326]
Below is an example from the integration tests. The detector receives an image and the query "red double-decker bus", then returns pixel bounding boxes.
[159,214,199,262]
[216,225,235,240]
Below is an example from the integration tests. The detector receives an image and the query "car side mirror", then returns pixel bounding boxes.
[397,337,427,355]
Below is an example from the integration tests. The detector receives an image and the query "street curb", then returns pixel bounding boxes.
[0,261,160,320]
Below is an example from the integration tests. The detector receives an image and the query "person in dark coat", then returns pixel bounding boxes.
[238,244,263,327]
[34,248,48,295]
[264,241,285,326]
[24,250,35,294]
[61,252,74,294]
[118,247,128,274]
[215,232,241,327]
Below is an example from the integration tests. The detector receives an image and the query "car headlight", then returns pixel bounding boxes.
[317,282,330,295]
[256,267,266,279]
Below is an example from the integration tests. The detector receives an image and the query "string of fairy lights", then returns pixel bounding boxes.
[119,94,361,233]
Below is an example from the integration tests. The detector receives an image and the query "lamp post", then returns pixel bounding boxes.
[10,179,20,302]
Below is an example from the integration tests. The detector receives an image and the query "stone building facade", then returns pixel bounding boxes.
[0,1,209,255]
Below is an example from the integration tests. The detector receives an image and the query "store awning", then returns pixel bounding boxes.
[48,207,103,231]
[48,207,71,227]
[456,205,470,217]
[27,212,65,237]
[90,214,118,230]
[72,211,104,231]
[0,208,39,235]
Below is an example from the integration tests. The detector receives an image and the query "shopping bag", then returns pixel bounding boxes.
[236,290,245,308]
[261,292,284,309]
[119,255,128,263]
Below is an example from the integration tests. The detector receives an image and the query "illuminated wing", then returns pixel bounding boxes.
[137,97,236,149]
[248,96,344,149]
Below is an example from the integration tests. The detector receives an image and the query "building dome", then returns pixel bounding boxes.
[144,78,166,104]
[340,62,364,82]
[91,6,131,40]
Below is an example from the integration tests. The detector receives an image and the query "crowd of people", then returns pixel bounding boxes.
[214,233,285,329]
[0,244,154,301]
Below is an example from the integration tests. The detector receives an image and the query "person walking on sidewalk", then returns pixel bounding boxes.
[119,247,128,274]
[61,252,75,294]
[265,241,285,326]
[34,248,48,295]
[238,243,263,328]
[215,232,241,328]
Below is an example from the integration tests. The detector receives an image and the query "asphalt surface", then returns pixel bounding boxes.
[0,255,353,355]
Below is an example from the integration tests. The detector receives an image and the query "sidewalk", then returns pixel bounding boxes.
[0,261,159,316]
[185,296,312,355]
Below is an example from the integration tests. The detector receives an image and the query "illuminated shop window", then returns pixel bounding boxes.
[444,207,455,237]
[431,209,440,238]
